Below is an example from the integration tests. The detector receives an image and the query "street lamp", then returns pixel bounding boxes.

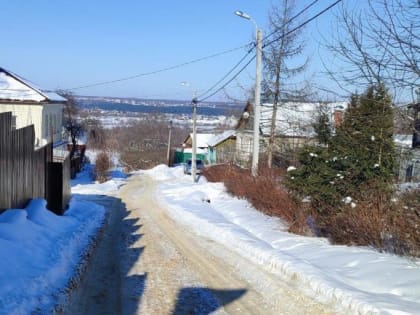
[181,81,198,182]
[235,9,262,177]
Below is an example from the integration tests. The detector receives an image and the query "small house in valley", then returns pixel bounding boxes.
[176,133,214,163]
[174,131,236,165]
[207,130,236,165]
[235,100,347,166]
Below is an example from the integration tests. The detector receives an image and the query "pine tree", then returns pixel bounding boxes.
[312,107,332,146]
[330,84,395,194]
[286,84,395,216]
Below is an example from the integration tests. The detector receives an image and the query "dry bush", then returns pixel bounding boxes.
[106,116,187,170]
[325,200,387,248]
[204,165,420,257]
[323,187,420,257]
[203,164,308,234]
[95,152,111,183]
[387,190,420,256]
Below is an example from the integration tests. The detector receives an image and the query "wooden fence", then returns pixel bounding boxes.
[47,156,71,214]
[0,112,70,214]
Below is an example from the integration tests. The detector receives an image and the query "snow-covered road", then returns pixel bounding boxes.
[66,173,336,314]
[1,163,418,313]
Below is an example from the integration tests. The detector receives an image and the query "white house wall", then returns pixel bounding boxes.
[0,103,42,144]
[42,104,64,145]
[235,132,253,165]
[0,103,63,146]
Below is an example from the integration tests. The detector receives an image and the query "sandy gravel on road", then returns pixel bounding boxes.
[64,173,337,314]
[118,174,337,315]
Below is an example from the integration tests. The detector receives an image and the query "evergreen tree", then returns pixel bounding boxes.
[330,84,395,194]
[312,106,332,146]
[286,84,395,217]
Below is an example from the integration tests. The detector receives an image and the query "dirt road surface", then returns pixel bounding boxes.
[64,173,337,314]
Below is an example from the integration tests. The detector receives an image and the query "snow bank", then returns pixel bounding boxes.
[146,165,420,315]
[0,198,106,314]
[71,164,127,195]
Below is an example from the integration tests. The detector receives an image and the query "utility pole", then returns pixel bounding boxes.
[166,120,172,166]
[252,28,262,177]
[235,10,262,177]
[191,96,198,182]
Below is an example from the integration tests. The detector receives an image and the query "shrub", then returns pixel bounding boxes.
[95,152,111,183]
[203,165,309,235]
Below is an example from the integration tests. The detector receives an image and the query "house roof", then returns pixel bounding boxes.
[0,67,67,103]
[184,133,215,148]
[238,101,348,137]
[394,134,413,147]
[207,130,236,147]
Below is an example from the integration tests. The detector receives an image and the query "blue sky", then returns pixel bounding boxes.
[1,1,352,101]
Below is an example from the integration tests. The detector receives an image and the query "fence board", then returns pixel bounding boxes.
[0,112,67,213]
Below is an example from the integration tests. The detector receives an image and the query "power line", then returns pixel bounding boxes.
[198,0,344,102]
[199,55,256,102]
[197,0,321,101]
[66,0,324,96]
[262,0,320,45]
[68,44,251,91]
[197,46,255,100]
[263,0,343,49]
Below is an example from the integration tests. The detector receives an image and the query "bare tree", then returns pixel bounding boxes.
[325,0,419,102]
[57,90,83,159]
[263,0,309,168]
[81,118,106,150]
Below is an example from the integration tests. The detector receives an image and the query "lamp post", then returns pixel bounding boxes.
[167,120,173,166]
[235,10,262,177]
[181,82,198,182]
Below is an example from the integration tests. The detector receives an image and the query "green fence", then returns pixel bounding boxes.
[174,150,207,164]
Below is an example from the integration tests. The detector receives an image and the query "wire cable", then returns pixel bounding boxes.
[197,46,256,100]
[66,1,322,95]
[262,0,320,45]
[198,0,344,103]
[68,44,251,91]
[198,54,256,102]
[263,0,343,49]
[197,0,321,101]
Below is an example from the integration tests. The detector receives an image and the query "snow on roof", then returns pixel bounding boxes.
[207,130,236,147]
[259,101,348,137]
[186,133,215,148]
[394,134,413,147]
[182,147,208,154]
[0,67,66,103]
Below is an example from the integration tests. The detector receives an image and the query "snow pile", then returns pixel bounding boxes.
[71,164,127,195]
[146,165,420,315]
[0,198,106,314]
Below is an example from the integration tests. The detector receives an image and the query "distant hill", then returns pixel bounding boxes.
[75,95,244,117]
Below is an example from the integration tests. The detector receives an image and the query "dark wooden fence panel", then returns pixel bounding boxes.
[0,112,12,209]
[0,112,66,213]
[10,126,36,208]
[47,155,71,215]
